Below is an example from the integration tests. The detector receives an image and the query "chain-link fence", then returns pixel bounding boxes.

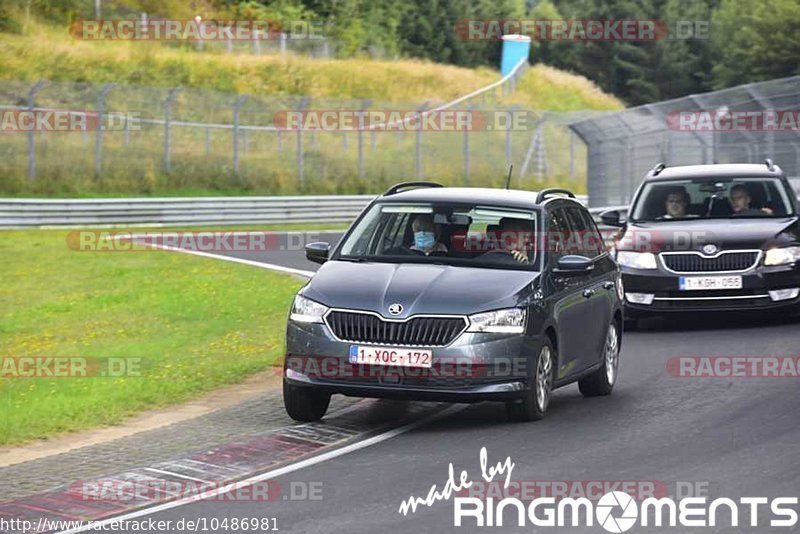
[570,76,800,207]
[0,66,598,197]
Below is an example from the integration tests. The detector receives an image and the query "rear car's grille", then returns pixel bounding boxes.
[325,311,467,347]
[661,251,760,273]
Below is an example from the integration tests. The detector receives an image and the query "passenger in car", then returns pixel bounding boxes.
[730,185,774,216]
[409,214,448,255]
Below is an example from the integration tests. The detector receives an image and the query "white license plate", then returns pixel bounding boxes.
[348,345,432,368]
[679,275,743,291]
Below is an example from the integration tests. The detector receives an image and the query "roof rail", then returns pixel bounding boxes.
[535,188,576,204]
[652,162,666,176]
[765,158,775,171]
[382,181,443,196]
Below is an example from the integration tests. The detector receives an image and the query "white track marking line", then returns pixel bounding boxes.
[55,404,466,534]
[142,468,209,483]
[137,241,315,277]
[109,233,317,278]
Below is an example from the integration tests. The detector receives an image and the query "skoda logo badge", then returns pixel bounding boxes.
[702,244,718,255]
[388,303,403,316]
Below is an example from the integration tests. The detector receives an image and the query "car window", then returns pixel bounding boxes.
[563,206,602,258]
[546,207,570,261]
[631,177,793,221]
[574,208,605,258]
[337,202,540,270]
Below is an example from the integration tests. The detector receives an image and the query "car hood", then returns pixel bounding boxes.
[618,217,800,252]
[303,261,537,318]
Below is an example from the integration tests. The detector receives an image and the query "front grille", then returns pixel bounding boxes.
[325,311,467,347]
[661,251,760,273]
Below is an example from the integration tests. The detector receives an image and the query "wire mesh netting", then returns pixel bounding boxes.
[0,71,600,197]
[570,76,800,207]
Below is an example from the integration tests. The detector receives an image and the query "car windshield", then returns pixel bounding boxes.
[631,177,794,222]
[336,202,540,270]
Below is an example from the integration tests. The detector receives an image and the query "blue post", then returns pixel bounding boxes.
[501,34,531,76]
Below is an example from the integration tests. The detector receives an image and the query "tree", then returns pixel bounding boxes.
[711,0,800,88]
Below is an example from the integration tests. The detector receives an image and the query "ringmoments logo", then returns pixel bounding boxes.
[396,447,799,530]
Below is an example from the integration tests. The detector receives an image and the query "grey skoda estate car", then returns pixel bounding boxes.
[284,183,623,422]
[601,161,800,329]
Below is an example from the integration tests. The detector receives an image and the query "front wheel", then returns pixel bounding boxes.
[283,380,331,422]
[578,321,620,397]
[506,339,555,422]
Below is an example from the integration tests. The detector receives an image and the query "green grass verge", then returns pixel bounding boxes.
[0,228,304,446]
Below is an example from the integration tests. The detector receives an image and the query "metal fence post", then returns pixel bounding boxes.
[94,83,116,179]
[233,94,247,174]
[163,87,180,173]
[204,127,210,154]
[505,108,513,168]
[26,81,46,181]
[463,106,471,185]
[297,96,309,185]
[416,104,427,179]
[569,130,575,179]
[124,115,131,146]
[358,99,370,179]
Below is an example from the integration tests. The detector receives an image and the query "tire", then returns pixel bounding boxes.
[283,380,331,422]
[506,338,555,422]
[579,321,620,397]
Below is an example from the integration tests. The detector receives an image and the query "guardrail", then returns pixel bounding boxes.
[0,193,590,228]
[0,196,376,228]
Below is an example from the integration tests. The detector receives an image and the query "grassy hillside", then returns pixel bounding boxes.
[0,20,621,110]
[0,20,621,197]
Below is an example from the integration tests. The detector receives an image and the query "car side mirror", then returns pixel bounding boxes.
[600,209,626,227]
[305,242,330,264]
[555,255,594,274]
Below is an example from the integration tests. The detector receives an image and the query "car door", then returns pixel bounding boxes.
[545,206,595,380]
[564,206,613,372]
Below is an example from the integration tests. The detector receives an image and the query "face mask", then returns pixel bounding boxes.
[414,231,436,250]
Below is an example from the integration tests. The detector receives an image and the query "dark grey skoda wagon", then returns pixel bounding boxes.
[283,183,623,422]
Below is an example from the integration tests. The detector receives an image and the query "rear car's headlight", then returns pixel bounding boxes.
[467,308,526,334]
[764,246,800,266]
[616,251,658,270]
[290,294,329,323]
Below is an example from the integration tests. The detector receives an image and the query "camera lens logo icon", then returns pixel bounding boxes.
[596,491,638,533]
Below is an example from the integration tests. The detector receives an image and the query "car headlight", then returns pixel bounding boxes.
[290,294,329,323]
[764,246,800,266]
[467,308,526,334]
[616,251,658,270]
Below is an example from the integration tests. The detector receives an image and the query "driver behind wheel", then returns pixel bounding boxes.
[482,217,533,264]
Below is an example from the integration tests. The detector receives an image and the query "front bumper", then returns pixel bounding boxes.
[621,262,800,315]
[284,320,541,402]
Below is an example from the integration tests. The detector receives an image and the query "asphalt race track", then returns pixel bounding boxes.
[93,232,800,533]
